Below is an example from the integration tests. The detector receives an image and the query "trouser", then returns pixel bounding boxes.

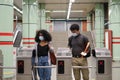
[38,56,51,80]
[72,57,89,80]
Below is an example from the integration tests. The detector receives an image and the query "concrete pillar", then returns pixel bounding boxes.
[87,13,92,31]
[39,3,46,29]
[109,0,120,60]
[0,0,14,78]
[22,0,39,47]
[46,12,52,31]
[95,4,104,48]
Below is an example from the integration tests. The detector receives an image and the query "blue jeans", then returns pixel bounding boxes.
[38,56,51,80]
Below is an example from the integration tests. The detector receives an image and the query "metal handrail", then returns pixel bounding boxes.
[33,65,94,69]
[0,66,16,69]
[33,65,56,68]
[72,66,95,68]
[112,66,120,68]
[1,65,120,69]
[72,66,120,69]
[33,65,120,69]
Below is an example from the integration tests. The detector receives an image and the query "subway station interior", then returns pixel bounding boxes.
[0,0,120,80]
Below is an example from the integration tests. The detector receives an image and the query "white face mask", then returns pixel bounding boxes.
[72,33,78,37]
[39,36,44,41]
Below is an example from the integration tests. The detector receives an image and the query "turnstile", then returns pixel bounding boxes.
[17,47,33,80]
[56,48,72,80]
[0,50,3,80]
[94,48,112,80]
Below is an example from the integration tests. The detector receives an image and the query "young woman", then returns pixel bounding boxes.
[32,29,54,80]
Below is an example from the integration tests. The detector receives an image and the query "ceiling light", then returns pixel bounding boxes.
[45,10,83,13]
[53,10,66,13]
[45,10,66,13]
[45,10,51,12]
[70,0,75,3]
[13,6,23,14]
[71,10,84,12]
[67,1,72,20]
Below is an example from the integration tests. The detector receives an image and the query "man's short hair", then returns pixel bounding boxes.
[70,24,80,31]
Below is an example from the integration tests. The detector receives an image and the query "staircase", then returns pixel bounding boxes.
[50,31,69,53]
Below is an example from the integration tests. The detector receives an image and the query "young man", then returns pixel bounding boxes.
[68,24,90,80]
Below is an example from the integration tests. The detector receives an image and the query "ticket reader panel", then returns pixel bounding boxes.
[17,60,24,73]
[98,60,104,74]
[58,60,64,74]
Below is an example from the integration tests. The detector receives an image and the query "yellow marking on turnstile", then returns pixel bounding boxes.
[4,72,14,75]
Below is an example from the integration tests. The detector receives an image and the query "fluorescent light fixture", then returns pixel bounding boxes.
[45,10,66,13]
[45,10,51,12]
[53,10,66,13]
[67,1,72,19]
[46,10,66,13]
[71,0,75,3]
[71,10,84,12]
[13,6,23,14]
[45,10,83,13]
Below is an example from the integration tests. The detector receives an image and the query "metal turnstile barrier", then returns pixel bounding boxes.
[16,47,113,80]
[56,48,72,80]
[17,47,33,80]
[94,48,112,80]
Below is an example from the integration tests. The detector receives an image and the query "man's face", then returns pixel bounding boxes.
[71,30,79,37]
[71,30,79,34]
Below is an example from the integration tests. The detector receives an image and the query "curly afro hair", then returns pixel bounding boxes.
[35,29,52,43]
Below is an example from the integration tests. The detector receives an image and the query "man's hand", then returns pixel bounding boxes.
[80,52,87,56]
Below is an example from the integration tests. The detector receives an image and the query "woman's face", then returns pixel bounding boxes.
[39,33,44,41]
